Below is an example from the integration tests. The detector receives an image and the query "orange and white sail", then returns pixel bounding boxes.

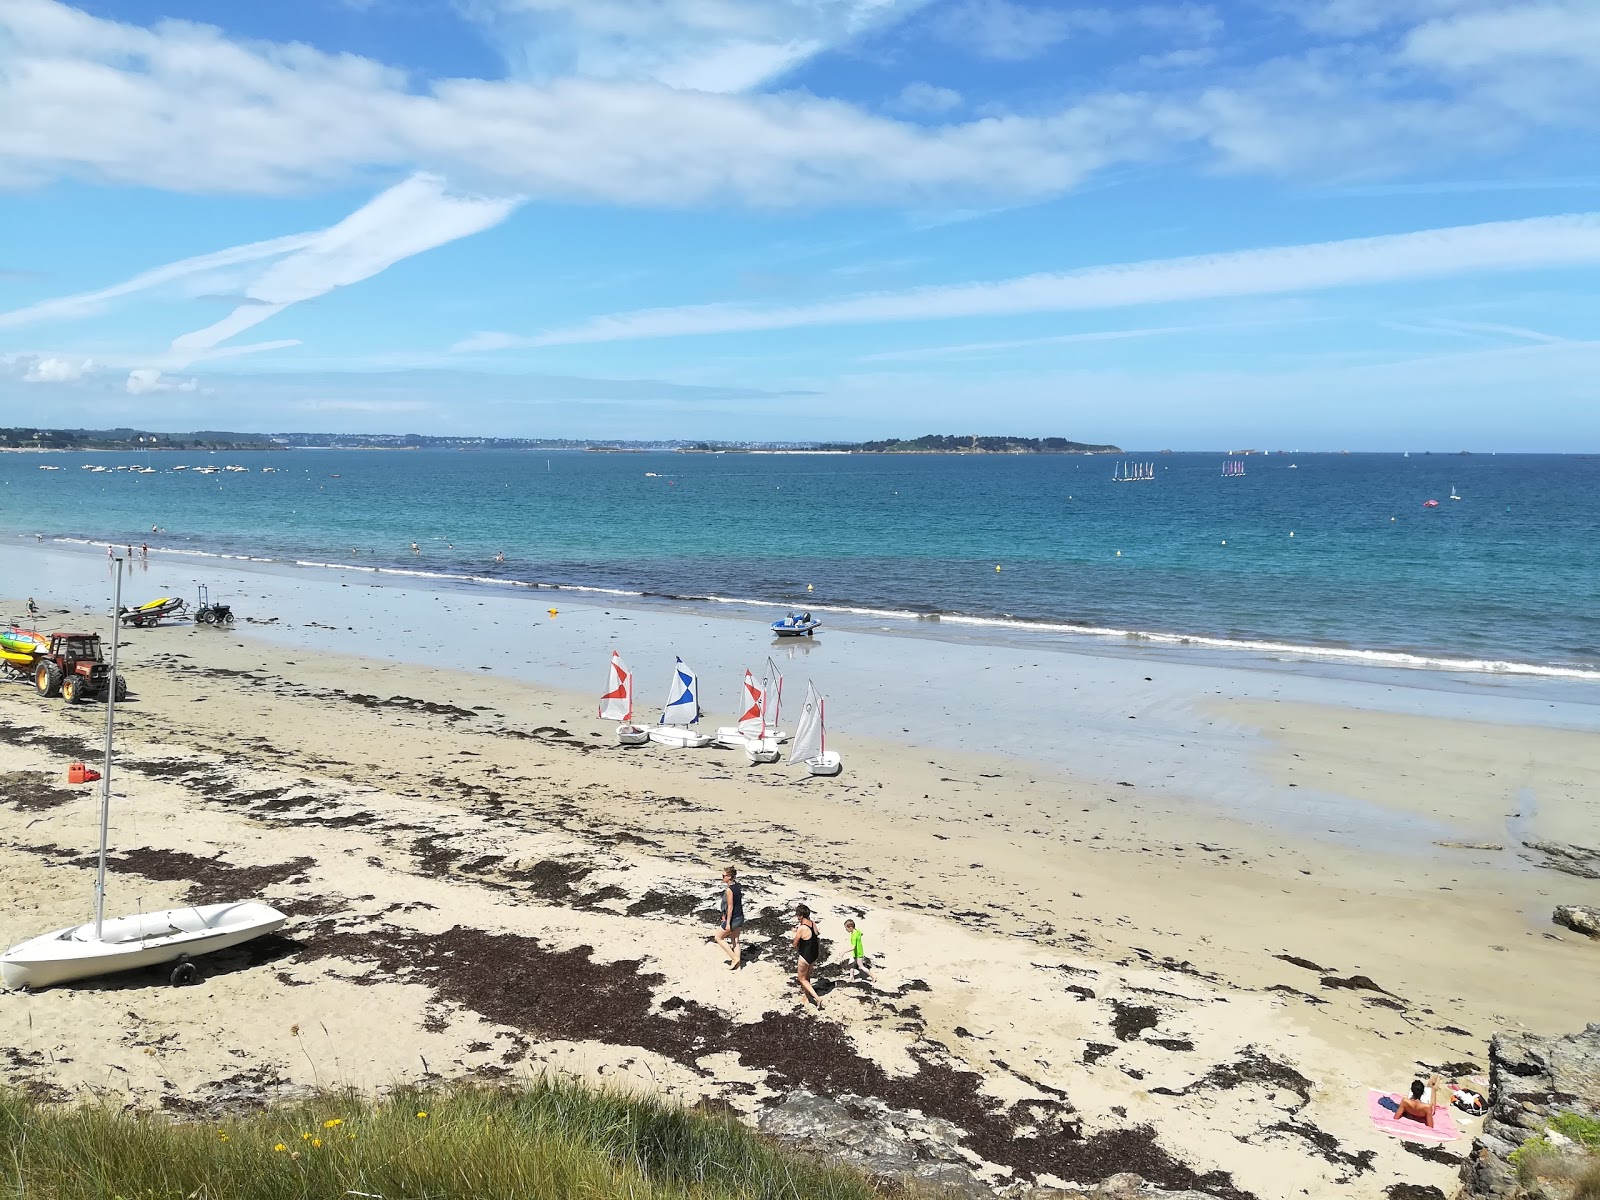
[736,669,765,735]
[599,651,633,721]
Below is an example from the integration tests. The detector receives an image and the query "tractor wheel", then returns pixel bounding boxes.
[35,661,62,697]
[61,675,84,704]
[114,674,129,702]
[218,610,234,625]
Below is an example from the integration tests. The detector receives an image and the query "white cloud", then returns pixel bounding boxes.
[21,354,92,382]
[860,326,1190,360]
[463,0,931,92]
[1404,3,1600,71]
[125,369,198,394]
[932,0,1110,60]
[0,174,518,377]
[468,212,1600,346]
[891,81,963,115]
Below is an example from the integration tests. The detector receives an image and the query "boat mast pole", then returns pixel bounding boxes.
[94,556,122,940]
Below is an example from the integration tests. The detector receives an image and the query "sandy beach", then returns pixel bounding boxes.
[3,542,1599,1197]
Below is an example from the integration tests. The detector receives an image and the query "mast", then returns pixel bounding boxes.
[94,556,122,939]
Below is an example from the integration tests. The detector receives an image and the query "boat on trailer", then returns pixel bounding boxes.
[650,657,711,747]
[788,681,841,776]
[1,555,285,991]
[598,650,648,745]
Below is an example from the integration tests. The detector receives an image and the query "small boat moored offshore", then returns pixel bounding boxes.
[772,611,820,637]
[650,657,712,747]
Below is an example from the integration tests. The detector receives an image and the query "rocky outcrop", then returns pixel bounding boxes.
[1521,842,1600,880]
[1460,1023,1600,1198]
[1553,905,1600,939]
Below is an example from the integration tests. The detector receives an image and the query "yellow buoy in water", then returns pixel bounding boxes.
[1115,550,1121,557]
[548,608,558,617]
[807,584,813,592]
[995,565,1001,572]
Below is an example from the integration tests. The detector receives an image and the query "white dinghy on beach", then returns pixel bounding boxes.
[789,681,842,776]
[649,657,712,748]
[0,556,286,992]
[742,658,787,764]
[599,650,648,745]
[713,669,769,748]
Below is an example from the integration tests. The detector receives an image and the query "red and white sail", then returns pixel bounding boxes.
[599,651,633,721]
[736,669,765,735]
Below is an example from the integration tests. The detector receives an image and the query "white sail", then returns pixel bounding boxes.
[660,657,700,726]
[598,650,632,721]
[788,682,825,765]
[736,669,765,735]
[762,658,784,735]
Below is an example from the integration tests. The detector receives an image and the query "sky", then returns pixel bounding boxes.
[1,0,1598,448]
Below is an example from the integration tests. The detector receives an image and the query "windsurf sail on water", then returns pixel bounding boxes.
[788,682,825,765]
[736,669,765,736]
[599,651,633,722]
[660,658,700,726]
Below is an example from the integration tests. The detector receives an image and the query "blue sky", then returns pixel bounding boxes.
[1,0,1598,448]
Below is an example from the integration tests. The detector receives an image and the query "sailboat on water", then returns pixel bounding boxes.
[1450,485,1462,501]
[649,657,712,747]
[1112,461,1155,482]
[599,651,648,745]
[1222,458,1246,477]
[1,557,286,991]
[789,681,841,776]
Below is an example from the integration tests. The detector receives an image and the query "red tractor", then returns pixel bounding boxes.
[18,632,127,704]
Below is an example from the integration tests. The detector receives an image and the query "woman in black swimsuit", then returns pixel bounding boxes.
[714,866,744,969]
[792,904,823,1010]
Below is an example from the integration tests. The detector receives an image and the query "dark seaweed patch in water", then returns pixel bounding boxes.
[1110,1001,1160,1042]
[0,771,80,811]
[292,923,1252,1196]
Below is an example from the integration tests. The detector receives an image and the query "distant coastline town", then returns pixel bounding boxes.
[1,427,1122,455]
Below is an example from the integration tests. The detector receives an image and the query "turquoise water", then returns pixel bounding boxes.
[3,449,1597,675]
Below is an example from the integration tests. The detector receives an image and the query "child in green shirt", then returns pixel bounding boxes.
[844,919,871,975]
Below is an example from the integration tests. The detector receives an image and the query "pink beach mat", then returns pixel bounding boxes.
[1367,1090,1462,1143]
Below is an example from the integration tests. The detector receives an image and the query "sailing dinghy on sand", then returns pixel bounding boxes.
[742,658,787,764]
[0,556,286,992]
[649,658,712,748]
[599,650,648,745]
[789,681,842,776]
[713,669,773,748]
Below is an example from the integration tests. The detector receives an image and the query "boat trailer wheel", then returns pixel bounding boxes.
[169,957,198,987]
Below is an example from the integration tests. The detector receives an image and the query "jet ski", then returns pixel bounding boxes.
[118,597,187,626]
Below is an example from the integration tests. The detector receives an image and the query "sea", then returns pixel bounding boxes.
[3,449,1597,680]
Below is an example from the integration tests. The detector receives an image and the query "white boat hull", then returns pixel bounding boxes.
[713,725,788,748]
[743,735,782,764]
[649,725,712,748]
[803,751,843,776]
[1,901,288,990]
[617,723,650,746]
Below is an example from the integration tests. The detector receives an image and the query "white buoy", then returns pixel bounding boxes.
[1221,540,1227,545]
[1289,531,1295,537]
[1115,550,1121,557]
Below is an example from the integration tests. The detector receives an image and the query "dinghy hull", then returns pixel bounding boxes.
[649,726,712,748]
[1,901,288,990]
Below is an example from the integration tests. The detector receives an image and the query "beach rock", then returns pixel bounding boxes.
[1520,841,1600,880]
[1552,904,1600,939]
[1460,1023,1600,1198]
[758,1090,988,1195]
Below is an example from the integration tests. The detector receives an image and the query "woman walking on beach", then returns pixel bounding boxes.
[714,866,744,969]
[792,904,823,1010]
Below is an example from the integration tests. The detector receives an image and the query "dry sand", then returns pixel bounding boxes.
[2,602,1598,1198]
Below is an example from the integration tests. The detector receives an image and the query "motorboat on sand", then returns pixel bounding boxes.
[772,611,821,637]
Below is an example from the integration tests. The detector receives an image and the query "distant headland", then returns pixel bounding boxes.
[2,427,1121,454]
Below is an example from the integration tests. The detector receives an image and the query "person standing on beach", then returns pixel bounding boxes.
[714,866,744,969]
[844,918,870,976]
[26,597,38,618]
[792,905,823,1010]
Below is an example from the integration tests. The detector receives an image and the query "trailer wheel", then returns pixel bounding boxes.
[36,661,62,697]
[114,674,128,703]
[170,960,197,987]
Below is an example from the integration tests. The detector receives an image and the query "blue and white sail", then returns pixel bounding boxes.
[659,657,701,726]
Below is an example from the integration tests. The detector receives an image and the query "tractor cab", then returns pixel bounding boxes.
[51,633,105,665]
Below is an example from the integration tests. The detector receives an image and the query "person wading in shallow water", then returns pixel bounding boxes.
[792,904,823,1010]
[713,866,744,970]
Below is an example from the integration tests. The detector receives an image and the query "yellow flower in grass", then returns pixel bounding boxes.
[323,1118,343,1129]
[347,1133,357,1141]
[273,1144,287,1153]
[301,1132,312,1141]
[311,1138,323,1149]
[416,1111,429,1119]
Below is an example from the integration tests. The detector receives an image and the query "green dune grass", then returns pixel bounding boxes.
[0,1079,898,1200]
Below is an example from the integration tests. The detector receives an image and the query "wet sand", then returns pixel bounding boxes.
[1,554,1598,1197]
